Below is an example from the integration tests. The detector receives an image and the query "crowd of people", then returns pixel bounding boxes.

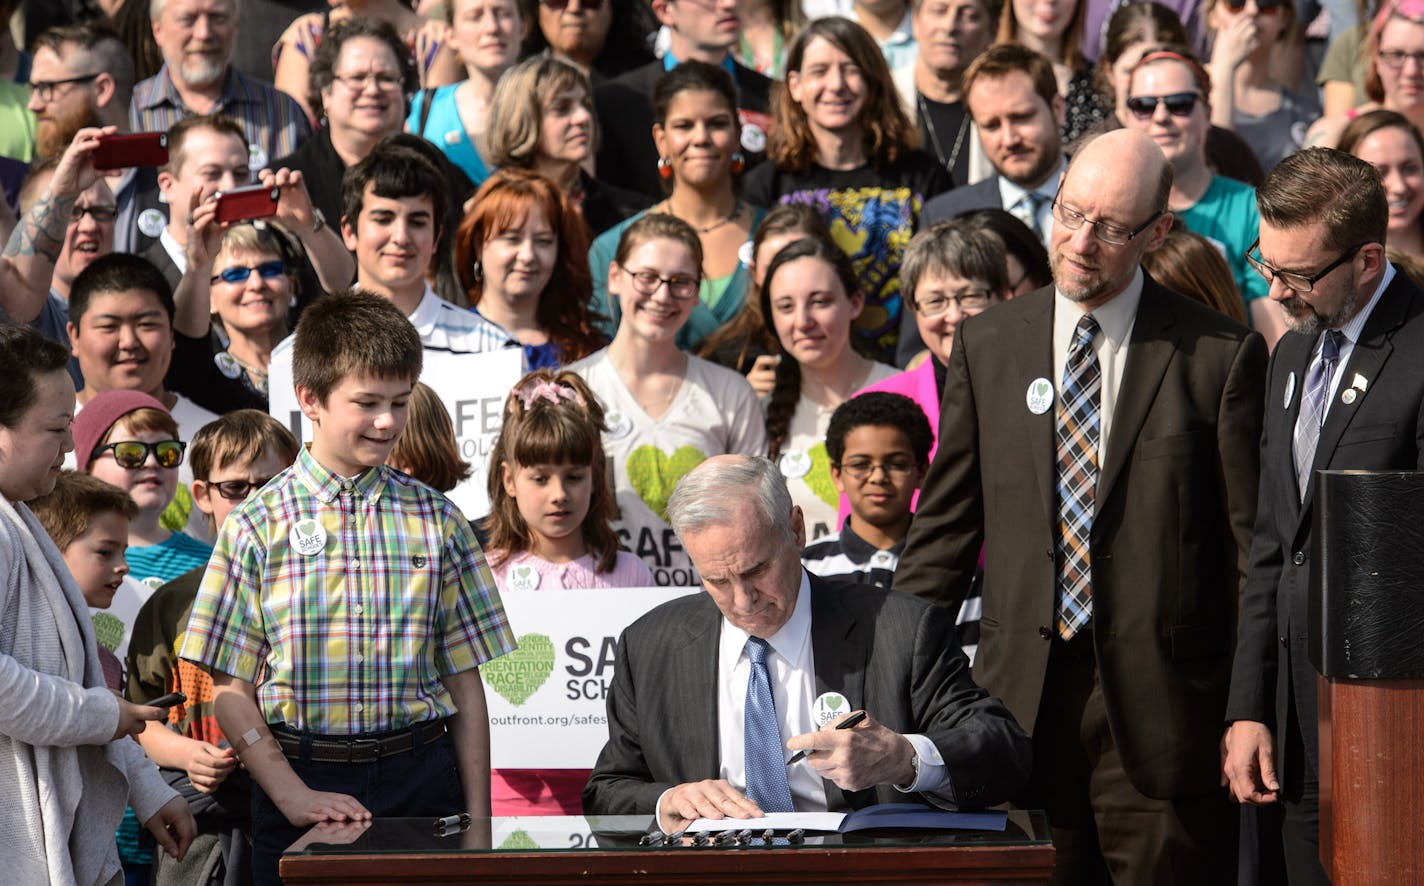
[2,0,1423,883]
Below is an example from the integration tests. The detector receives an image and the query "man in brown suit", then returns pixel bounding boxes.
[895,128,1266,883]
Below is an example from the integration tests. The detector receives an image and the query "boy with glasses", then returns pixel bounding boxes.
[801,391,931,590]
[128,410,300,886]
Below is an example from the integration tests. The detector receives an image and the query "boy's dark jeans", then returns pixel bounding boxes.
[250,725,463,886]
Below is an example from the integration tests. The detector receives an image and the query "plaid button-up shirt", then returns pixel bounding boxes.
[181,446,515,734]
[130,64,312,170]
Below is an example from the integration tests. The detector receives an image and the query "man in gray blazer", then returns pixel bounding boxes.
[584,455,1031,834]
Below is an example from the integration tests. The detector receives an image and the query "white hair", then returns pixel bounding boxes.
[665,456,795,543]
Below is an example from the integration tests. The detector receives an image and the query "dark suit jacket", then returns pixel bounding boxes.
[921,175,1003,226]
[594,60,773,200]
[895,277,1266,800]
[583,576,1032,816]
[1226,269,1424,778]
[141,240,183,296]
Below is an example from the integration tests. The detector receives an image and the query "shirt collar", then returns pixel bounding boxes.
[719,569,813,666]
[139,63,247,112]
[1054,266,1144,350]
[664,50,738,81]
[882,8,914,46]
[403,282,444,334]
[1334,261,1395,348]
[833,522,903,565]
[998,156,1066,208]
[292,443,388,505]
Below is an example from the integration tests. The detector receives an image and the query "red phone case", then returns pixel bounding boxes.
[213,185,281,223]
[92,132,169,170]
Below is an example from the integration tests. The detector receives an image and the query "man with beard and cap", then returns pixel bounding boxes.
[895,128,1265,882]
[28,24,163,255]
[131,0,310,177]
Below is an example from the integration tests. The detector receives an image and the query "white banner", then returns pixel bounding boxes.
[268,347,525,520]
[482,587,699,769]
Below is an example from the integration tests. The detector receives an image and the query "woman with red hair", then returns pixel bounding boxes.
[455,168,607,370]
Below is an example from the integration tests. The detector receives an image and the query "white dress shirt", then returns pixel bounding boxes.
[998,157,1066,247]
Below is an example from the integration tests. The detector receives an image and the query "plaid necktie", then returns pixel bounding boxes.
[743,637,795,813]
[1055,314,1101,640]
[1293,329,1343,501]
[1015,192,1046,241]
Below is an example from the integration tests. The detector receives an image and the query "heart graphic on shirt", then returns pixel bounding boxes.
[92,611,125,653]
[626,445,707,521]
[802,443,838,509]
[499,830,539,850]
[482,633,555,707]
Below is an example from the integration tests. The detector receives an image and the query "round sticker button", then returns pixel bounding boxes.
[779,450,812,479]
[138,208,167,239]
[740,123,766,154]
[606,411,633,440]
[1026,377,1054,415]
[290,519,327,556]
[214,351,242,379]
[508,563,540,590]
[812,691,851,728]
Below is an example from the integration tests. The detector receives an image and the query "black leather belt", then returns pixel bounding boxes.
[274,719,447,764]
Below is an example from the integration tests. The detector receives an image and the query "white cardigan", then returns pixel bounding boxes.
[0,494,177,886]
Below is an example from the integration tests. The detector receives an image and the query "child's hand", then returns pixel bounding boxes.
[113,698,167,740]
[145,795,197,861]
[187,742,238,793]
[276,785,373,827]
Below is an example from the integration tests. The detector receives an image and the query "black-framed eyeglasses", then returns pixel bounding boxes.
[1245,239,1366,293]
[207,477,274,501]
[914,289,996,317]
[211,260,286,285]
[71,204,118,223]
[30,73,101,102]
[1051,195,1162,247]
[91,439,186,469]
[541,0,604,10]
[833,458,919,480]
[1125,92,1203,120]
[617,263,700,300]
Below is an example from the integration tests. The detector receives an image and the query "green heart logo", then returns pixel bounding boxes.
[296,518,319,536]
[803,442,838,509]
[825,695,844,711]
[1034,380,1050,399]
[483,634,556,707]
[92,611,125,653]
[626,445,707,521]
[499,830,539,850]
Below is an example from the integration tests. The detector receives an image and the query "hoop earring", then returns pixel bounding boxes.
[657,157,673,180]
[730,152,745,176]
[472,262,483,283]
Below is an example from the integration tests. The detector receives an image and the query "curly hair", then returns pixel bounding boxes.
[824,391,933,467]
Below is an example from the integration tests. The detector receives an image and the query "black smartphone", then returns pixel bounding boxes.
[147,692,187,709]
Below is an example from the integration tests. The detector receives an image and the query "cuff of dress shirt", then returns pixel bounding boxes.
[894,733,953,800]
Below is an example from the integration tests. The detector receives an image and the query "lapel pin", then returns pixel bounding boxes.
[1342,388,1358,405]
[1283,371,1296,410]
[1026,377,1053,415]
[1352,373,1368,392]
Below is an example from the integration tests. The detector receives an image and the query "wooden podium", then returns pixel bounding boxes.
[1311,471,1424,885]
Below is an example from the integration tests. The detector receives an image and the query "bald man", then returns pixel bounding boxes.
[895,129,1266,882]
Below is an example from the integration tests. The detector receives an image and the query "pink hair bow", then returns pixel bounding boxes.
[515,379,582,410]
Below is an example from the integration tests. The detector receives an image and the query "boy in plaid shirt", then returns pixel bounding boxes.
[181,291,515,885]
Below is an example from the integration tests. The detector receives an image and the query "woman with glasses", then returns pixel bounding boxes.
[1123,46,1284,347]
[1203,0,1317,172]
[455,168,606,370]
[407,0,529,188]
[1308,0,1424,149]
[590,62,765,351]
[274,0,463,125]
[488,56,651,237]
[761,237,898,541]
[1339,109,1424,262]
[271,19,475,229]
[745,17,951,366]
[569,214,767,585]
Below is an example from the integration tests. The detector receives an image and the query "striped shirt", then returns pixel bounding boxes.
[407,283,517,354]
[130,65,312,170]
[180,445,516,734]
[802,523,982,664]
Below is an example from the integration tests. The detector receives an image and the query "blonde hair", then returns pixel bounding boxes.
[486,57,595,169]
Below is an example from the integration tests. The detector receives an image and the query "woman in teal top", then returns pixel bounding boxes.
[407,0,528,186]
[589,61,764,351]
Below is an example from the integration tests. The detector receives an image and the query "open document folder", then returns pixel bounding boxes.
[688,803,1008,833]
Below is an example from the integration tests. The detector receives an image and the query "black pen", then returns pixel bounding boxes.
[786,709,868,764]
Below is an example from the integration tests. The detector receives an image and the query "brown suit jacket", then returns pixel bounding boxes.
[895,277,1266,800]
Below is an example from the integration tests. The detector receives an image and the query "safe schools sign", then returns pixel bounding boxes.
[482,586,698,769]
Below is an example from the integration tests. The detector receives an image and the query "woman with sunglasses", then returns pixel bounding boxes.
[1308,0,1424,149]
[590,61,765,351]
[520,0,654,81]
[407,0,529,188]
[745,17,950,367]
[1123,46,1286,348]
[569,213,767,585]
[1204,0,1318,172]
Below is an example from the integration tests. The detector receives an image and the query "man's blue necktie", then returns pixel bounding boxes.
[743,637,795,812]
